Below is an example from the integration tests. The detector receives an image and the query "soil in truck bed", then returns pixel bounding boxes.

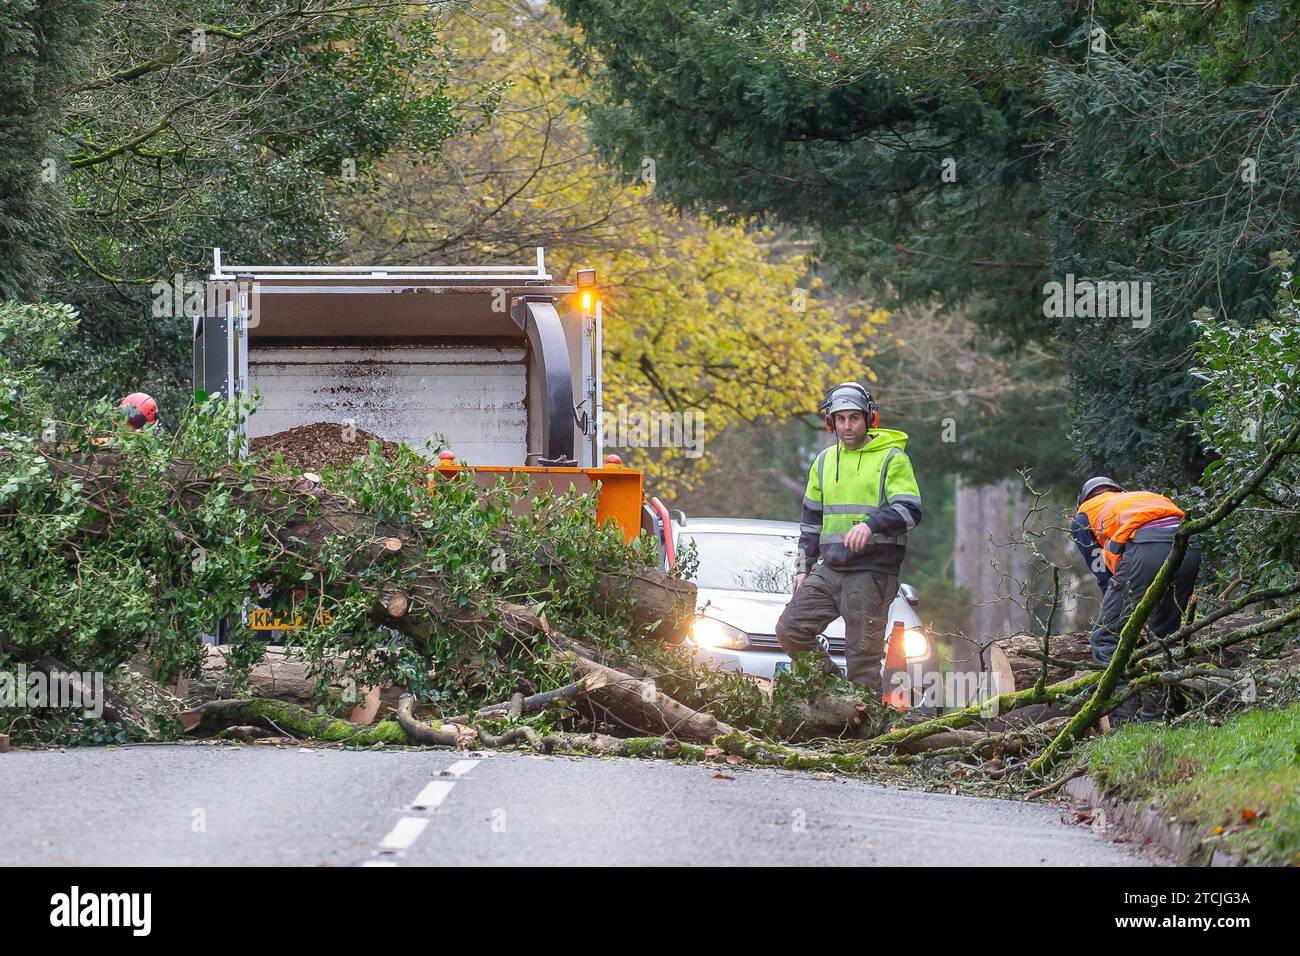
[249,422,401,471]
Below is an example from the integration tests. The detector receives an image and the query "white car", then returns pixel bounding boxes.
[671,517,933,691]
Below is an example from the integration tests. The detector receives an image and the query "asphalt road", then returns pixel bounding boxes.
[0,744,1148,866]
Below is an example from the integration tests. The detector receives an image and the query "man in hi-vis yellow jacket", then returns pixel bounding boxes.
[777,382,923,694]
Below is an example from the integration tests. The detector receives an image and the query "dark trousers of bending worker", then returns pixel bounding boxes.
[776,566,898,696]
[1092,532,1201,723]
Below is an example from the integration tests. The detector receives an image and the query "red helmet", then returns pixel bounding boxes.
[118,392,159,430]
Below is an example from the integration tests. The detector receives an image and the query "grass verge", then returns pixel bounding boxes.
[1085,703,1300,865]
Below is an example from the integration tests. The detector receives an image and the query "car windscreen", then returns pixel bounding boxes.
[680,532,797,593]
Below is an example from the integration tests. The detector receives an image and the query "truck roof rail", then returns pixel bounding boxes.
[210,246,552,282]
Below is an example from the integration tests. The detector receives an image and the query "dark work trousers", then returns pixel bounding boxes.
[776,564,899,695]
[1091,537,1201,723]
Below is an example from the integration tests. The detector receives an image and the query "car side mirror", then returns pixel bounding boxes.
[899,583,919,606]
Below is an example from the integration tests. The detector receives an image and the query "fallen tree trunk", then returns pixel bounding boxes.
[190,645,329,705]
[188,699,410,745]
[38,448,693,684]
[398,698,710,758]
[560,649,739,742]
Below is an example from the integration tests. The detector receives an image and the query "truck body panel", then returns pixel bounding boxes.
[194,249,644,540]
[246,344,528,464]
[197,249,602,468]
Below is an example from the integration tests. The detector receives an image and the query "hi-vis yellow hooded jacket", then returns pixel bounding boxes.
[796,429,923,575]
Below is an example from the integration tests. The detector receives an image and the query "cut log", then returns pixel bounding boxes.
[556,648,738,743]
[769,692,879,741]
[380,591,409,618]
[595,566,697,644]
[349,684,385,725]
[190,645,328,705]
[989,632,1094,691]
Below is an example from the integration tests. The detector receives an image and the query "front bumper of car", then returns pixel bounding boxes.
[689,644,945,714]
[690,646,847,681]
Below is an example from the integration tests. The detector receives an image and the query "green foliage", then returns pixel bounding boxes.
[2,1,490,412]
[60,2,480,284]
[0,301,79,430]
[1085,702,1300,865]
[0,0,100,299]
[0,300,277,679]
[555,0,1300,487]
[0,298,655,734]
[1188,261,1300,592]
[557,0,1047,333]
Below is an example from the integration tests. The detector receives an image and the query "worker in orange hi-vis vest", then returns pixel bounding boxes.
[1070,477,1201,724]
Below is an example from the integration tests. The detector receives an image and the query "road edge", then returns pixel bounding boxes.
[1064,775,1244,867]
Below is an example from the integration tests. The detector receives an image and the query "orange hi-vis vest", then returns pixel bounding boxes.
[1077,491,1184,574]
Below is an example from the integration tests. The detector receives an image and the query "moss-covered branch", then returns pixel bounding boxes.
[192,699,409,745]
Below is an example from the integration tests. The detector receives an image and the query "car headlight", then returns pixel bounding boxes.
[688,616,750,651]
[902,628,930,661]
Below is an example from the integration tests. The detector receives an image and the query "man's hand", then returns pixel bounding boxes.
[793,573,807,593]
[845,522,873,552]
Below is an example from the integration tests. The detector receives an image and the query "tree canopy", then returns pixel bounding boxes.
[555,0,1300,488]
[3,0,484,413]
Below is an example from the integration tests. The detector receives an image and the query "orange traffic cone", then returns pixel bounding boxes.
[882,621,911,711]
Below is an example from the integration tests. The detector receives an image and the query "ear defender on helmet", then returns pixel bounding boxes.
[818,391,836,431]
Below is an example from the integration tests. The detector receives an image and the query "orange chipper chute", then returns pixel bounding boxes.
[429,454,645,545]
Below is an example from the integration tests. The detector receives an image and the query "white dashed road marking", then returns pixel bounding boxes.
[410,780,456,809]
[378,816,429,851]
[443,759,483,777]
[365,754,490,865]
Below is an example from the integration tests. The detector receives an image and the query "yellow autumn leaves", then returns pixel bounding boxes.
[347,1,883,491]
